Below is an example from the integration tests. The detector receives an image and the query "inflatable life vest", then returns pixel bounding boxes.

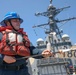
[0,26,30,56]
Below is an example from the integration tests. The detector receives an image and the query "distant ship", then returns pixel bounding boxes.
[28,0,76,75]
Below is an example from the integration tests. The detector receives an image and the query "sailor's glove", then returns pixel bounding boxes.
[42,50,52,58]
[3,55,16,64]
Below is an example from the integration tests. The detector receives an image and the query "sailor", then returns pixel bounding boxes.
[0,12,52,75]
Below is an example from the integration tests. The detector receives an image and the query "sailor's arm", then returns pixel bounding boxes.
[30,45,52,58]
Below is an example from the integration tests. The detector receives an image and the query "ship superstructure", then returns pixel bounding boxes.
[29,0,76,75]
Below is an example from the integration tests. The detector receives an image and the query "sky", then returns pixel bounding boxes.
[0,0,76,46]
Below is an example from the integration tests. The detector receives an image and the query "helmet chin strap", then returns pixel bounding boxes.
[8,20,18,31]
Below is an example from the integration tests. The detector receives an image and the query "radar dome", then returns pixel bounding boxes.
[62,34,70,40]
[36,38,44,45]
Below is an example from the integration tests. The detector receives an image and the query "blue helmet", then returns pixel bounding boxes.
[0,12,23,26]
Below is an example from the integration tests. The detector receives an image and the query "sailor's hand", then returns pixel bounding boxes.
[3,55,16,64]
[42,50,52,58]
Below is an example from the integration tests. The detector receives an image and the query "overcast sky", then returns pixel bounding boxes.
[0,0,76,45]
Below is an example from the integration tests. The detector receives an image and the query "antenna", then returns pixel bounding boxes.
[50,0,52,4]
[33,0,76,53]
[33,2,76,39]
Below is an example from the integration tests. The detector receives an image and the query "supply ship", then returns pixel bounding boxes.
[28,0,76,75]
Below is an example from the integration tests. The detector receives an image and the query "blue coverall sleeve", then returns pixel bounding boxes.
[0,33,4,64]
[29,46,43,59]
[0,54,4,65]
[29,43,43,59]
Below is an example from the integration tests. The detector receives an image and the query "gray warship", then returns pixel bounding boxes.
[28,0,76,75]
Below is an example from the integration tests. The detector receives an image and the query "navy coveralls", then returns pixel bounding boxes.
[0,46,43,75]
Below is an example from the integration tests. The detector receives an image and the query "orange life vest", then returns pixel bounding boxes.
[0,26,30,56]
